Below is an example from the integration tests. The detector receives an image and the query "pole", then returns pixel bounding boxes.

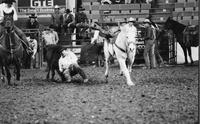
[198,0,200,123]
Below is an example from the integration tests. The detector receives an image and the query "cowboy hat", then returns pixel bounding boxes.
[2,0,16,3]
[143,19,151,24]
[29,13,37,18]
[128,17,136,22]
[65,9,72,13]
[54,5,60,9]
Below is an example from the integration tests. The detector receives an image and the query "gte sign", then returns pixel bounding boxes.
[31,0,53,7]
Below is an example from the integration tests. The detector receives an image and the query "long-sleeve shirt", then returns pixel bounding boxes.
[124,24,137,43]
[51,13,62,26]
[59,50,78,73]
[0,3,17,22]
[75,12,88,24]
[42,30,59,45]
[29,39,38,57]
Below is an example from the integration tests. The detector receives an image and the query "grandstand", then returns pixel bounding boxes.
[82,0,198,25]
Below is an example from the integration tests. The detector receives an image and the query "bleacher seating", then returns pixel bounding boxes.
[82,0,199,25]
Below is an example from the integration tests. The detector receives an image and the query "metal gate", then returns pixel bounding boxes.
[22,29,44,68]
[167,31,177,64]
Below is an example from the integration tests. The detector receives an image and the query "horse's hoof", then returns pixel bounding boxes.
[1,77,5,83]
[83,79,88,83]
[67,79,71,83]
[127,82,135,86]
[105,75,108,78]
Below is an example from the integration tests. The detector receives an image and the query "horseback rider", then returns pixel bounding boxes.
[124,17,137,45]
[0,0,32,54]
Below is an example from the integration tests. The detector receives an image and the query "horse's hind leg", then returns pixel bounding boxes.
[51,67,56,81]
[182,46,188,64]
[187,47,194,64]
[56,69,66,82]
[46,63,51,80]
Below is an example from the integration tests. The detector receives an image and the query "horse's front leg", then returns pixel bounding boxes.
[104,57,109,79]
[15,59,21,81]
[4,65,11,85]
[127,45,137,72]
[187,47,194,64]
[1,66,6,82]
[117,58,135,86]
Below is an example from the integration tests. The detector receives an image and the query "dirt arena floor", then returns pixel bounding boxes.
[0,63,198,124]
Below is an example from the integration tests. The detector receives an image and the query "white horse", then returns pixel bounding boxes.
[91,24,137,86]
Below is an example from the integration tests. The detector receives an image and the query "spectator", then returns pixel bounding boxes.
[26,13,39,29]
[143,19,157,69]
[115,0,125,4]
[59,49,88,83]
[146,0,152,4]
[42,26,59,61]
[75,7,89,45]
[62,9,75,36]
[24,34,38,69]
[42,26,59,46]
[50,5,62,34]
[101,0,112,4]
[125,0,132,4]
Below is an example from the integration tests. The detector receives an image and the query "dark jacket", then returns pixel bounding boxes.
[144,26,155,41]
[75,12,88,24]
[26,20,39,29]
[62,13,74,26]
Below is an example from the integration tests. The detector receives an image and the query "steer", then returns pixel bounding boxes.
[45,45,66,82]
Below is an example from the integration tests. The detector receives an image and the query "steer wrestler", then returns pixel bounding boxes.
[58,49,88,83]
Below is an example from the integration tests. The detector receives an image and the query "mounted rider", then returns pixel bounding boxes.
[124,17,137,47]
[0,0,32,54]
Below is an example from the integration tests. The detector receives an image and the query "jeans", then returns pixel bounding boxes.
[143,40,156,68]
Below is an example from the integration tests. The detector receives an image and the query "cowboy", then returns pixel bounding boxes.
[62,9,75,36]
[75,7,89,44]
[125,17,137,44]
[0,0,32,54]
[23,34,38,69]
[143,18,157,69]
[146,16,165,67]
[59,49,88,83]
[26,13,39,29]
[51,5,62,34]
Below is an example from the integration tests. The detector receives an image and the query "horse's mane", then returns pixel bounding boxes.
[166,18,186,34]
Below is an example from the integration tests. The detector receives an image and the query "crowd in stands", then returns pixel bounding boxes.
[100,0,151,4]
